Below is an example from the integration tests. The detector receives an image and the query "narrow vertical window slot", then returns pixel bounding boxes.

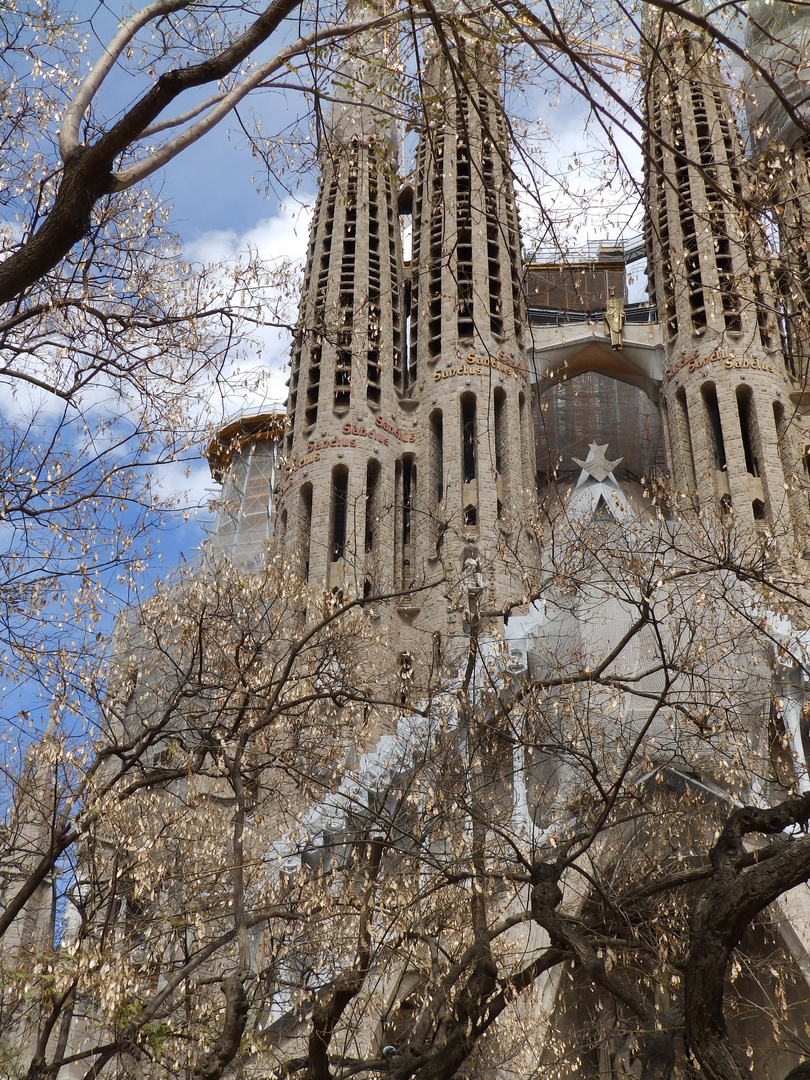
[518,391,529,500]
[331,466,349,562]
[494,388,508,519]
[701,383,727,471]
[494,389,506,474]
[736,386,760,477]
[773,402,797,511]
[395,457,415,589]
[461,393,477,483]
[365,460,380,555]
[674,387,697,494]
[402,461,412,546]
[300,483,313,577]
[394,458,402,583]
[430,409,444,505]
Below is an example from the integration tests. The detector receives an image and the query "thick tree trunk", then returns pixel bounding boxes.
[640,1026,678,1080]
[0,147,114,308]
[190,975,249,1080]
[685,797,810,1080]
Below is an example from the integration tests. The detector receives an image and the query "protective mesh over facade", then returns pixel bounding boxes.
[535,373,666,487]
[207,413,286,566]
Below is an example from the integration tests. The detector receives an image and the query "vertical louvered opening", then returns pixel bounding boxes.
[367,165,382,406]
[305,341,321,429]
[330,465,349,562]
[461,392,477,482]
[428,137,444,359]
[335,148,359,411]
[701,382,726,471]
[456,134,474,341]
[650,93,677,340]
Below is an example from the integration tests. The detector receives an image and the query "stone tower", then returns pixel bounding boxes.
[409,33,534,624]
[275,20,534,647]
[746,3,810,539]
[207,411,286,566]
[20,14,810,1080]
[276,12,406,602]
[0,726,58,1071]
[643,5,803,552]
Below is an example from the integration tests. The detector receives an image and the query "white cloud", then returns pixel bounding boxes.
[185,203,312,265]
[515,89,648,304]
[149,456,214,511]
[184,202,313,425]
[132,201,315,540]
[517,85,645,253]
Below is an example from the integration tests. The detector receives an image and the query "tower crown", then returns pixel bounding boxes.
[322,11,398,153]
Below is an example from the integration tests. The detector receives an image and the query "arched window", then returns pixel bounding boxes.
[461,392,477,483]
[674,387,697,493]
[331,466,349,562]
[701,383,727,471]
[494,388,508,519]
[735,385,760,477]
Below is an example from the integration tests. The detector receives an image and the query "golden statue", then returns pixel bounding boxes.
[603,285,625,350]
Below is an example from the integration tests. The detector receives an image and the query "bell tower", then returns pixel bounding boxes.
[643,5,802,553]
[409,32,533,617]
[746,2,810,546]
[277,9,407,599]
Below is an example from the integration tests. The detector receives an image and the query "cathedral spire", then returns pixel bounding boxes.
[278,1,405,597]
[409,27,533,617]
[321,0,397,155]
[643,4,806,553]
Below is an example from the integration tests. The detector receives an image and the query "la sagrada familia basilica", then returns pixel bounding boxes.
[8,2,810,1078]
[213,0,810,639]
[201,2,810,1073]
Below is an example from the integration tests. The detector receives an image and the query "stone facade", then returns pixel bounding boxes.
[231,9,810,627]
[275,19,404,602]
